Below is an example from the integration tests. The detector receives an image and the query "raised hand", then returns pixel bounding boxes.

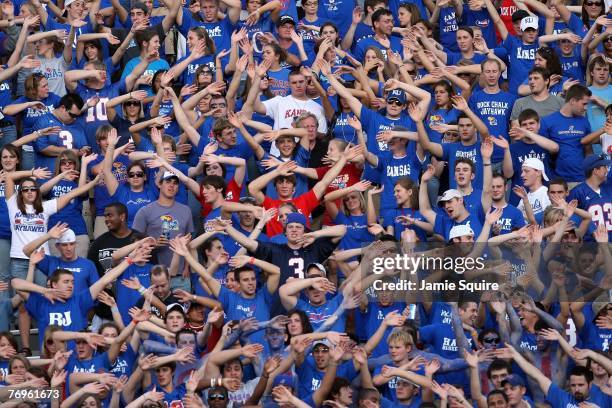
[241,343,264,358]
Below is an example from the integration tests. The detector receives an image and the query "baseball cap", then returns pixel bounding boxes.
[386,89,407,104]
[511,9,530,22]
[437,189,463,204]
[161,171,179,182]
[522,158,549,181]
[448,224,474,240]
[277,15,296,27]
[64,0,77,7]
[583,154,611,173]
[306,263,327,277]
[520,16,538,31]
[313,339,332,349]
[286,213,309,230]
[592,292,612,315]
[56,229,76,244]
[239,196,257,204]
[166,303,187,315]
[272,373,295,388]
[501,374,526,388]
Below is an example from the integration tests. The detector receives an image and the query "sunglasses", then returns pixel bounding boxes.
[68,112,80,119]
[21,187,38,193]
[387,100,404,106]
[149,125,165,130]
[559,39,572,44]
[605,37,612,42]
[45,338,54,346]
[313,347,330,353]
[482,337,501,344]
[584,1,602,5]
[128,171,145,178]
[124,101,140,107]
[208,394,226,400]
[60,160,76,166]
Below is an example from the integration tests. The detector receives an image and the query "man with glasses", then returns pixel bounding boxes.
[33,93,90,178]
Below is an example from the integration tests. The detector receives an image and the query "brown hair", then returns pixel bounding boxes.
[0,144,21,171]
[16,177,43,214]
[24,73,47,100]
[395,177,419,209]
[54,149,80,176]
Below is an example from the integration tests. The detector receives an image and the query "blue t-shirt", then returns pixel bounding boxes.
[147,383,187,407]
[331,112,359,144]
[46,179,88,236]
[359,106,416,183]
[362,302,404,357]
[462,6,496,48]
[11,94,61,133]
[75,81,126,149]
[26,289,94,349]
[335,212,375,250]
[37,256,99,293]
[317,0,354,35]
[427,107,460,144]
[540,111,591,181]
[180,13,235,57]
[354,35,403,62]
[441,141,484,189]
[490,204,526,235]
[433,210,483,241]
[66,351,111,374]
[296,356,357,400]
[499,35,538,95]
[177,54,215,86]
[218,284,273,345]
[296,293,345,333]
[88,154,130,216]
[111,184,159,228]
[117,263,152,325]
[546,383,611,408]
[33,113,89,172]
[121,57,170,95]
[381,208,428,242]
[568,181,612,241]
[469,90,516,162]
[377,148,424,210]
[438,7,459,52]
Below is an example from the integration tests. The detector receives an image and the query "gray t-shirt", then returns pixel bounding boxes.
[18,55,69,97]
[510,94,564,121]
[131,200,194,267]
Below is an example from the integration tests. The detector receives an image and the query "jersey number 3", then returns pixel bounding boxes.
[288,258,304,279]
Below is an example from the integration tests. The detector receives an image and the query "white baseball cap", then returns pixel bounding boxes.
[56,229,76,244]
[437,189,463,204]
[449,224,474,240]
[522,157,549,181]
[520,16,538,31]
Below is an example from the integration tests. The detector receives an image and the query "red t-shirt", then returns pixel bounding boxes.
[315,163,363,225]
[499,0,518,38]
[199,178,242,218]
[262,190,319,237]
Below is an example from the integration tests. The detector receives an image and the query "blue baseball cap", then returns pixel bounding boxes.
[583,154,611,173]
[286,213,309,230]
[386,89,407,105]
[501,374,526,388]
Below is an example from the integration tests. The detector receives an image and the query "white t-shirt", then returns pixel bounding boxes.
[601,132,611,156]
[518,185,551,220]
[262,95,327,133]
[7,195,58,259]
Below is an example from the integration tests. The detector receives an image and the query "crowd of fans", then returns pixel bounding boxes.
[0,0,610,405]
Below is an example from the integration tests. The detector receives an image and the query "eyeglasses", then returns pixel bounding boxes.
[149,125,165,130]
[313,347,329,353]
[68,112,80,119]
[60,160,76,166]
[21,187,38,193]
[128,171,145,178]
[584,1,602,5]
[124,101,140,107]
[387,100,404,106]
[208,394,226,400]
[210,103,227,109]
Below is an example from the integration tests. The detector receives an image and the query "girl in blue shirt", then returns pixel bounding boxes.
[120,31,170,96]
[324,180,375,254]
[379,178,431,242]
[263,43,292,97]
[171,27,216,87]
[427,81,461,144]
[518,47,568,96]
[40,149,93,258]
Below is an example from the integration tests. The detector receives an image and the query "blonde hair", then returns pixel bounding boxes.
[387,330,413,346]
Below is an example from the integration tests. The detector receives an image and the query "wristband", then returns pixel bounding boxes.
[138,286,146,295]
[127,257,134,265]
[249,257,255,265]
[111,306,119,313]
[193,294,197,302]
[483,163,491,166]
[210,378,216,388]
